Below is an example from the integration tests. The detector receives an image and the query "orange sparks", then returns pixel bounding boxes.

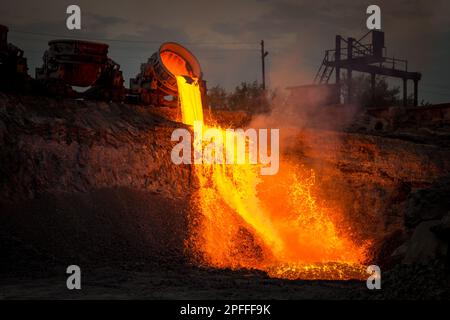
[175,72,369,280]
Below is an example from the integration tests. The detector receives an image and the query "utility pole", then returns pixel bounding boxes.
[261,40,269,90]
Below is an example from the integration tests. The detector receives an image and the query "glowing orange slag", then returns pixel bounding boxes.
[161,50,193,77]
[176,75,369,280]
[176,76,203,125]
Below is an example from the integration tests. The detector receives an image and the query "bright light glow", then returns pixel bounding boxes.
[176,73,369,280]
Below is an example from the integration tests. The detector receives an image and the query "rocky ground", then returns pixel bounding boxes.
[1,93,449,299]
[1,251,448,299]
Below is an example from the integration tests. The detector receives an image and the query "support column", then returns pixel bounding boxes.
[347,37,353,104]
[335,35,341,103]
[371,73,376,106]
[414,80,418,106]
[403,78,408,107]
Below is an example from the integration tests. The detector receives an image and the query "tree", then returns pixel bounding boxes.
[229,81,271,113]
[342,74,401,108]
[207,85,229,110]
[207,81,271,114]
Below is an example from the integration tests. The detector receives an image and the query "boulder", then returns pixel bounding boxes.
[405,178,450,227]
[403,220,448,265]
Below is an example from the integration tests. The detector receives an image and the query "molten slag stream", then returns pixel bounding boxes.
[176,75,368,280]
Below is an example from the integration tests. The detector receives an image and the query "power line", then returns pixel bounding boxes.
[9,30,259,47]
[7,29,450,99]
[9,34,260,53]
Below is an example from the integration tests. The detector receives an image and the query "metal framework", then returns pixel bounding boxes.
[314,30,421,106]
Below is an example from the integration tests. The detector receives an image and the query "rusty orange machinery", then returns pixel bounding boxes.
[0,24,207,107]
[34,39,208,106]
[129,42,208,107]
[0,24,29,90]
[35,39,125,101]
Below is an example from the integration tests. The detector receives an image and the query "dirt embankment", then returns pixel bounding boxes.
[1,94,450,299]
[1,93,450,275]
[0,93,194,270]
[0,93,194,200]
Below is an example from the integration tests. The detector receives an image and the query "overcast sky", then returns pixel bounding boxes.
[1,0,449,103]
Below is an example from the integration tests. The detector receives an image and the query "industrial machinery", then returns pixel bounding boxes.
[313,30,421,106]
[129,42,207,107]
[36,39,125,101]
[0,24,29,91]
[2,24,206,107]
